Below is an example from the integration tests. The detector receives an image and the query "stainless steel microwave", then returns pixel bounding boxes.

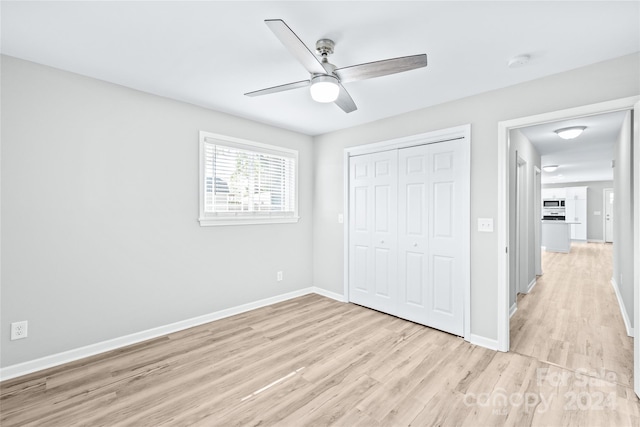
[543,199,565,207]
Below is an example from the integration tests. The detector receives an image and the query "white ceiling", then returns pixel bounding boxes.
[519,111,628,185]
[1,1,639,136]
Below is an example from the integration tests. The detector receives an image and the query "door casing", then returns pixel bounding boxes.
[604,188,614,243]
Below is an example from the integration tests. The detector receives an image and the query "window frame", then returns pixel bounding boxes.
[198,131,299,226]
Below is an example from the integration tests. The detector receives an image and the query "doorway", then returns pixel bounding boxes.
[497,96,640,396]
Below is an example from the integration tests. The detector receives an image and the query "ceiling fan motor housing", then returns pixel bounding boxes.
[315,39,335,57]
[316,39,337,73]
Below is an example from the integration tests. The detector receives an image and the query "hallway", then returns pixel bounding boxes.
[510,242,634,388]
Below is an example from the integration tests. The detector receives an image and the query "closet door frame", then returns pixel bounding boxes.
[343,124,471,341]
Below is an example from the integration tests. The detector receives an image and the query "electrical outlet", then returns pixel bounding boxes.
[11,321,28,340]
[277,271,283,282]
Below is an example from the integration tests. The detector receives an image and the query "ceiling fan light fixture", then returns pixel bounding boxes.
[542,165,558,172]
[309,75,340,103]
[555,126,586,140]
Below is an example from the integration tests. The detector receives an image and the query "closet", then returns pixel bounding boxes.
[347,134,469,337]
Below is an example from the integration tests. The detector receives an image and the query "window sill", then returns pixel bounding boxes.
[198,216,300,227]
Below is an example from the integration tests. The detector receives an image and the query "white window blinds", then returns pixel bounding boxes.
[199,132,299,226]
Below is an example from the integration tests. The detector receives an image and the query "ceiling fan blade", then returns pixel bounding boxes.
[334,84,357,113]
[265,19,327,75]
[244,80,310,97]
[334,54,427,83]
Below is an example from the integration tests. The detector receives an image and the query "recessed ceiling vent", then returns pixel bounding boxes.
[507,54,530,68]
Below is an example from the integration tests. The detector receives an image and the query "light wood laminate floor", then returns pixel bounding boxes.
[2,242,639,426]
[510,242,634,388]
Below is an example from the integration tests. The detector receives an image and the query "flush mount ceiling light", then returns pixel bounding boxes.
[555,126,586,140]
[309,75,340,103]
[542,165,558,172]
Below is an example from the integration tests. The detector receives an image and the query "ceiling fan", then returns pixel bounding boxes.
[244,19,428,113]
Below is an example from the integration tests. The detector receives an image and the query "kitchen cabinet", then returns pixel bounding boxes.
[542,186,588,240]
[565,198,587,240]
[574,200,587,239]
[565,186,587,200]
[541,188,566,199]
[541,221,571,253]
[558,186,588,240]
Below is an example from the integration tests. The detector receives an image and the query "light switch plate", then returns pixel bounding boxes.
[594,211,601,216]
[478,218,494,232]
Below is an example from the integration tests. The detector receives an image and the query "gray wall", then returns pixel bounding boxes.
[313,53,640,341]
[542,180,614,242]
[613,111,634,324]
[509,130,541,308]
[2,53,639,367]
[1,56,314,367]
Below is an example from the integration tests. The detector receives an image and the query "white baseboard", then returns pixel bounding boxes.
[587,239,605,243]
[3,286,503,381]
[312,286,346,302]
[467,333,499,351]
[509,302,517,318]
[526,278,537,293]
[611,278,634,337]
[0,287,323,382]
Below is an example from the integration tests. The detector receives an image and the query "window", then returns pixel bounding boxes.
[199,131,299,226]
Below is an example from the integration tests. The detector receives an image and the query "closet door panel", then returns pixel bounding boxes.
[374,247,392,297]
[353,245,369,292]
[432,255,454,314]
[348,151,398,313]
[433,182,453,237]
[397,145,430,324]
[427,141,465,336]
[405,252,424,305]
[349,156,374,305]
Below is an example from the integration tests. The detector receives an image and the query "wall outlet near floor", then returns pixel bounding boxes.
[277,271,283,282]
[11,321,28,340]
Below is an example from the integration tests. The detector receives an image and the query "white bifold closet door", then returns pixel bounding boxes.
[349,150,399,315]
[349,140,465,336]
